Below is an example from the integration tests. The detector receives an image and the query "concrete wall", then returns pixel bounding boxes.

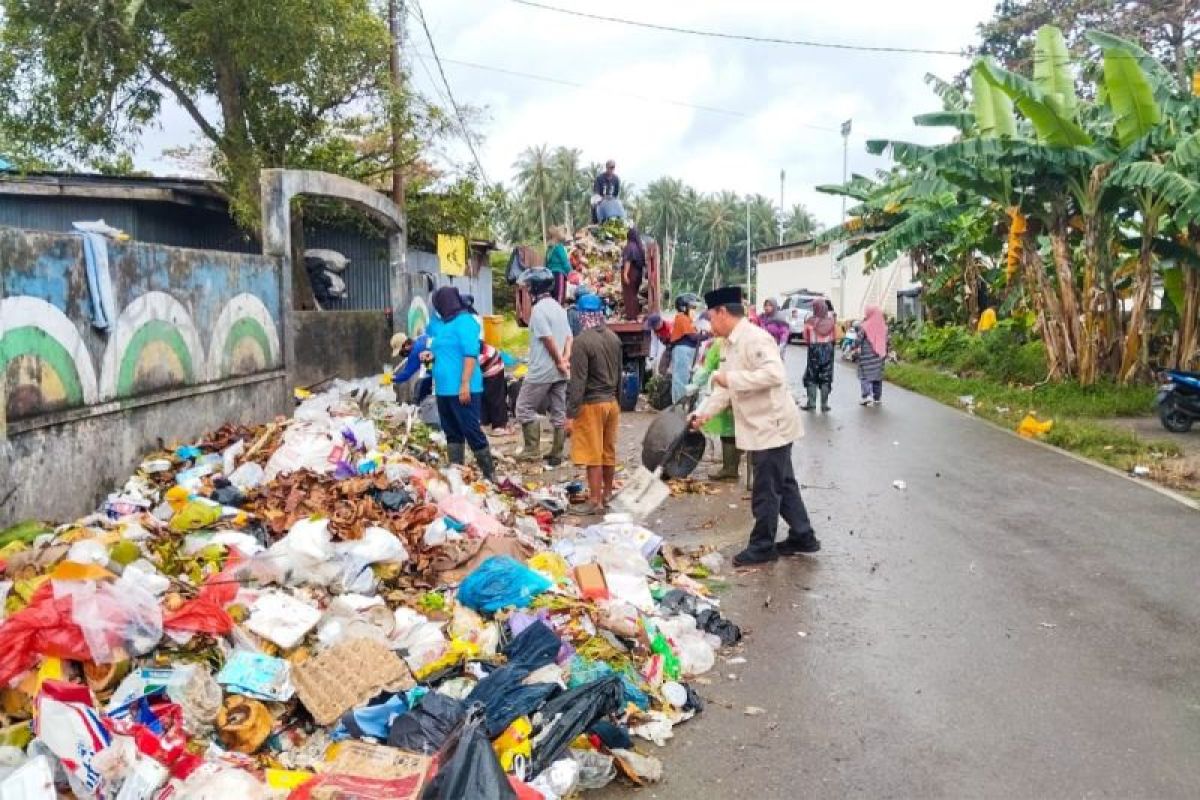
[291,310,393,389]
[756,248,913,320]
[0,225,289,525]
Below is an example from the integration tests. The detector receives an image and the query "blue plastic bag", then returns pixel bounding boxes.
[457,557,552,614]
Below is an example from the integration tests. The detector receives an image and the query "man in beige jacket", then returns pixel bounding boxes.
[691,286,820,566]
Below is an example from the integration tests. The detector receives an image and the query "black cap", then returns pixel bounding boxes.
[704,285,743,308]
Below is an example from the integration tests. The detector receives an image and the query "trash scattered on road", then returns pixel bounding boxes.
[1017,415,1054,438]
[0,376,741,797]
[1131,465,1151,477]
[893,480,907,490]
[743,706,766,716]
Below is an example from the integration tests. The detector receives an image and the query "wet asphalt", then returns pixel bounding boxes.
[598,352,1200,799]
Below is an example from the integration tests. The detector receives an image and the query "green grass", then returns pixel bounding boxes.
[499,314,530,357]
[888,361,1182,474]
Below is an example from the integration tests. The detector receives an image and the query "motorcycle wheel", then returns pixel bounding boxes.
[1159,403,1194,433]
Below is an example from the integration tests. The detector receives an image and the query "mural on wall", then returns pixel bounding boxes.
[1,232,284,423]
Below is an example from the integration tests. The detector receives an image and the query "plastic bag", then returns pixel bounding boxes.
[422,712,516,800]
[35,680,120,799]
[215,651,294,702]
[387,692,465,754]
[457,557,552,614]
[392,608,447,674]
[53,575,162,664]
[227,462,265,492]
[0,755,53,798]
[174,764,270,799]
[245,591,321,649]
[340,526,408,565]
[570,749,616,790]
[466,665,557,738]
[502,620,561,672]
[527,757,579,800]
[334,693,409,740]
[530,676,623,775]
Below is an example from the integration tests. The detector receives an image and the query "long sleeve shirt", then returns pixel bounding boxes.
[593,172,620,199]
[392,335,430,384]
[567,326,622,418]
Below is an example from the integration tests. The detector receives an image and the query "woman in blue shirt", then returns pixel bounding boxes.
[428,286,495,481]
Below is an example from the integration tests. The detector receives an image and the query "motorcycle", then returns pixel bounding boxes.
[1155,370,1200,433]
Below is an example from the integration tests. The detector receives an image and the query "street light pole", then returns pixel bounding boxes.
[778,169,785,245]
[746,195,753,308]
[839,118,852,317]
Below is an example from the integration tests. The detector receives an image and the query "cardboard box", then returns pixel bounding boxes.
[573,563,610,601]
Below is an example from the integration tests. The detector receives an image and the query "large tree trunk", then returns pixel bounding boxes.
[1177,235,1200,370]
[1048,214,1082,378]
[1077,165,1113,386]
[212,54,262,228]
[1022,238,1067,381]
[1120,213,1159,384]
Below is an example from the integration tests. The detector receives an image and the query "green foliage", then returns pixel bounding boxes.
[971,62,1017,138]
[1093,33,1163,148]
[490,250,515,313]
[1033,25,1078,117]
[896,321,1047,385]
[979,60,1093,146]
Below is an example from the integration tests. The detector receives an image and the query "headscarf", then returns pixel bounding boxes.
[580,311,606,330]
[861,305,888,356]
[431,286,466,322]
[810,298,836,338]
[623,228,645,268]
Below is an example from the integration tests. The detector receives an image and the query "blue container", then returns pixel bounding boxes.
[619,365,640,412]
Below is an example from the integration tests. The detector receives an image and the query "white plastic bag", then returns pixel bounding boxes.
[227,462,265,492]
[392,607,447,673]
[338,526,408,565]
[53,575,163,663]
[0,755,52,800]
[246,591,321,649]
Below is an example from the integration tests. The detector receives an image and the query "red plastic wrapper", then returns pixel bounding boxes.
[162,559,240,636]
[0,583,92,686]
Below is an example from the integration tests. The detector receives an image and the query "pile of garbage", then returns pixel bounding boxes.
[0,376,740,798]
[564,219,636,311]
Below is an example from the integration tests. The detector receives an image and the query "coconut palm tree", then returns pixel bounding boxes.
[514,144,553,246]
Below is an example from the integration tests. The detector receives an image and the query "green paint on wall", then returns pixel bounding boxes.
[223,317,272,373]
[0,325,84,406]
[117,319,194,397]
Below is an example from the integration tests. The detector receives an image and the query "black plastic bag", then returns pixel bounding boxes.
[502,620,561,672]
[369,487,413,511]
[422,709,516,800]
[658,589,700,617]
[531,675,623,775]
[210,479,246,508]
[388,692,466,754]
[466,665,557,738]
[588,720,632,750]
[695,608,742,646]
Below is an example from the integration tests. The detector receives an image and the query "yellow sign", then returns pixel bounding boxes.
[437,234,467,276]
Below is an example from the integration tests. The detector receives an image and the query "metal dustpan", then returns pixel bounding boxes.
[610,463,670,517]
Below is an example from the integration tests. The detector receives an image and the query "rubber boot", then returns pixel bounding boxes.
[518,422,541,462]
[446,442,465,466]
[545,428,566,467]
[708,438,740,482]
[472,447,497,482]
[800,385,817,411]
[820,384,832,412]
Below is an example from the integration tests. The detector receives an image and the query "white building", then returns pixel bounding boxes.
[754,240,914,320]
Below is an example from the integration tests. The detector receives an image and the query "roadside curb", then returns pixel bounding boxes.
[887,381,1200,513]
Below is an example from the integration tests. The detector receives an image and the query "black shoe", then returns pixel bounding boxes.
[799,404,815,412]
[732,547,778,567]
[777,535,821,556]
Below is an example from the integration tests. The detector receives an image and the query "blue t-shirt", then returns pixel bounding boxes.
[429,314,484,396]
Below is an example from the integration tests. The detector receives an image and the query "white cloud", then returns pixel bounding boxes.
[135,0,998,227]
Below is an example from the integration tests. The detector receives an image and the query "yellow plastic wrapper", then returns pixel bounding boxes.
[1017,415,1054,438]
[217,695,273,754]
[492,716,532,774]
[48,561,115,582]
[977,308,997,333]
[169,501,222,533]
[165,486,191,512]
[266,769,315,790]
[413,638,480,681]
[379,371,394,386]
[528,552,569,582]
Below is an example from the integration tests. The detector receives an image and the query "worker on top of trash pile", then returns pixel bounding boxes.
[669,293,701,404]
[546,225,571,304]
[516,268,573,466]
[691,285,820,566]
[428,286,496,481]
[390,331,433,403]
[621,227,646,321]
[566,292,623,516]
[591,159,621,223]
[687,313,740,482]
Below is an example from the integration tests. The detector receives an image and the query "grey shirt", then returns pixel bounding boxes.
[527,297,572,384]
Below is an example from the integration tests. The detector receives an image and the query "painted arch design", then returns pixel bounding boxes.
[99,291,204,400]
[0,296,99,416]
[207,293,282,379]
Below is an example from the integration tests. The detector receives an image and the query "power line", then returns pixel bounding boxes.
[509,0,967,57]
[411,0,490,183]
[411,52,841,133]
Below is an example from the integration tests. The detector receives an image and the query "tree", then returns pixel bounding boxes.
[513,145,554,246]
[782,204,821,241]
[0,0,406,227]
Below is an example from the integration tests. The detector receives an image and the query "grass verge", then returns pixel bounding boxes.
[888,362,1194,493]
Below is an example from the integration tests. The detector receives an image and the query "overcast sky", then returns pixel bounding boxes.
[138,0,999,228]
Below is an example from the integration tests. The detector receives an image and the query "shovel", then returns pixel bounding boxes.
[611,412,694,518]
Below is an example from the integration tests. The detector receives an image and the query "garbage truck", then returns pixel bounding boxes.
[509,226,660,394]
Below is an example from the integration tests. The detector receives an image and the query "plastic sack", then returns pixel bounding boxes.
[438,496,506,538]
[502,620,561,672]
[530,676,623,775]
[387,691,465,754]
[457,557,552,614]
[422,712,516,800]
[1017,414,1054,438]
[174,763,270,799]
[227,462,265,492]
[0,755,53,798]
[35,680,119,799]
[570,749,616,790]
[566,658,649,710]
[653,616,716,677]
[339,526,408,565]
[53,575,163,664]
[392,608,447,674]
[245,591,321,649]
[527,757,580,800]
[466,665,557,738]
[263,425,338,480]
[0,583,95,685]
[334,693,409,740]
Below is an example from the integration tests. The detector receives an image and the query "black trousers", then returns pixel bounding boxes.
[747,444,814,554]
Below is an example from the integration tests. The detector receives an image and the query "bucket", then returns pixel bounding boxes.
[641,409,705,479]
[619,365,640,412]
[483,315,505,348]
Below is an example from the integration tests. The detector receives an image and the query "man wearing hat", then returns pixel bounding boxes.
[565,293,622,514]
[390,331,432,403]
[691,286,820,566]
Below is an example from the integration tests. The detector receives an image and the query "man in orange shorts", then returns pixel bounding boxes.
[566,293,623,515]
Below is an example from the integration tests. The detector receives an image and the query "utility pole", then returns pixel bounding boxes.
[388,0,406,210]
[563,199,572,234]
[779,169,785,245]
[839,118,852,317]
[745,195,752,308]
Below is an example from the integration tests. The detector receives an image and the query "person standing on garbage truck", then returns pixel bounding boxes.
[620,227,647,320]
[691,285,820,567]
[565,293,622,514]
[687,314,740,482]
[516,268,573,466]
[591,160,620,223]
[428,286,496,481]
[669,293,701,404]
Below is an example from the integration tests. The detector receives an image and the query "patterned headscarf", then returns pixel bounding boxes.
[580,311,606,330]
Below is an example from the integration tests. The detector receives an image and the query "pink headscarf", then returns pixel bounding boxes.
[861,305,887,356]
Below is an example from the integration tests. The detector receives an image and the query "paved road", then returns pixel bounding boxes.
[601,353,1199,799]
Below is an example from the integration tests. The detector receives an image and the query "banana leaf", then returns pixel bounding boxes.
[971,62,1016,139]
[1093,34,1162,149]
[979,61,1093,147]
[1033,25,1078,118]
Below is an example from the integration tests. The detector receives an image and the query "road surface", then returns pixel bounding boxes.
[599,353,1199,799]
